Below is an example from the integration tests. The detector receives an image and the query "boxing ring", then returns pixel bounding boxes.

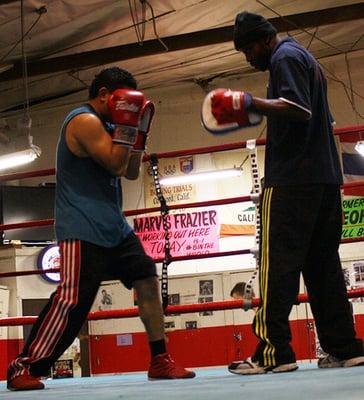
[0,126,363,399]
[0,366,364,400]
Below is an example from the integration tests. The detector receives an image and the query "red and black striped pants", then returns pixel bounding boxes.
[8,232,156,379]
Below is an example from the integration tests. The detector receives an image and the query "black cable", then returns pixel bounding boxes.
[256,0,364,121]
[144,0,168,51]
[20,0,30,120]
[0,11,43,64]
[128,0,145,44]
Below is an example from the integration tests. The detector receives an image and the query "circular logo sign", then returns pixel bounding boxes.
[37,244,61,284]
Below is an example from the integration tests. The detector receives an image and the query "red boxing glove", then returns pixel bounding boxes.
[211,89,252,125]
[133,100,155,152]
[201,88,262,134]
[107,89,145,146]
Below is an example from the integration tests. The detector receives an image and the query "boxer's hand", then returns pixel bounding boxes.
[211,89,252,125]
[133,100,155,152]
[108,89,145,147]
[201,88,263,134]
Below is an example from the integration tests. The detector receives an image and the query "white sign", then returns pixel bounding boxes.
[37,244,61,284]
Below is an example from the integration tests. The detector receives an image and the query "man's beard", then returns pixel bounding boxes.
[253,54,270,71]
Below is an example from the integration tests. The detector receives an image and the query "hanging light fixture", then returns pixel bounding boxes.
[0,0,41,173]
[0,147,41,172]
[160,167,243,186]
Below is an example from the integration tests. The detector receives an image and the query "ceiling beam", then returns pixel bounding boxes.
[1,2,364,82]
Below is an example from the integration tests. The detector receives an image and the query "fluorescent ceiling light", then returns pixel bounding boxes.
[160,168,242,186]
[355,141,364,157]
[0,146,41,172]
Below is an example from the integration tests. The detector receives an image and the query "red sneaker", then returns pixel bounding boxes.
[148,353,195,380]
[7,374,44,391]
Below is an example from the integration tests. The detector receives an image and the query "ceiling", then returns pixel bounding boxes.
[0,0,364,118]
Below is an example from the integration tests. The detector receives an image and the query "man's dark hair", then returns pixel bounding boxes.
[230,281,255,298]
[89,67,138,99]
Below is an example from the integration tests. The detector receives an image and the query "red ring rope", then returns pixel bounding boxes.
[1,232,363,281]
[0,125,362,182]
[2,287,364,327]
[0,179,362,231]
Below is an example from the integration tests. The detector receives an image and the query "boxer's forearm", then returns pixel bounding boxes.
[251,97,311,121]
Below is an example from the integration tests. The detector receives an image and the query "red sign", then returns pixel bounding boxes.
[133,209,219,258]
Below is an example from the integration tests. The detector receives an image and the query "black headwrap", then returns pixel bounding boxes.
[234,11,277,50]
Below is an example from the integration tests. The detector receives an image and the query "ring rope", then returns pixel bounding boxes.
[0,125,362,182]
[0,249,255,280]
[0,194,262,231]
[0,237,362,279]
[0,179,362,231]
[2,287,364,327]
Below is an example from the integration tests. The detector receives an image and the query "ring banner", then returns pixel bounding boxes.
[134,209,219,258]
[342,197,364,239]
[144,156,197,207]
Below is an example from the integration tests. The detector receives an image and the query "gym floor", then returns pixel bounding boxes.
[0,363,363,400]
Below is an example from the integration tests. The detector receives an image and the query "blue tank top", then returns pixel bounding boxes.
[55,104,132,247]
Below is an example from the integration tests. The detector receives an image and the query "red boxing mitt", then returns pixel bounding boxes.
[201,88,262,134]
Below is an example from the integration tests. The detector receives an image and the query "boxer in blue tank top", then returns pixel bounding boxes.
[7,67,195,391]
